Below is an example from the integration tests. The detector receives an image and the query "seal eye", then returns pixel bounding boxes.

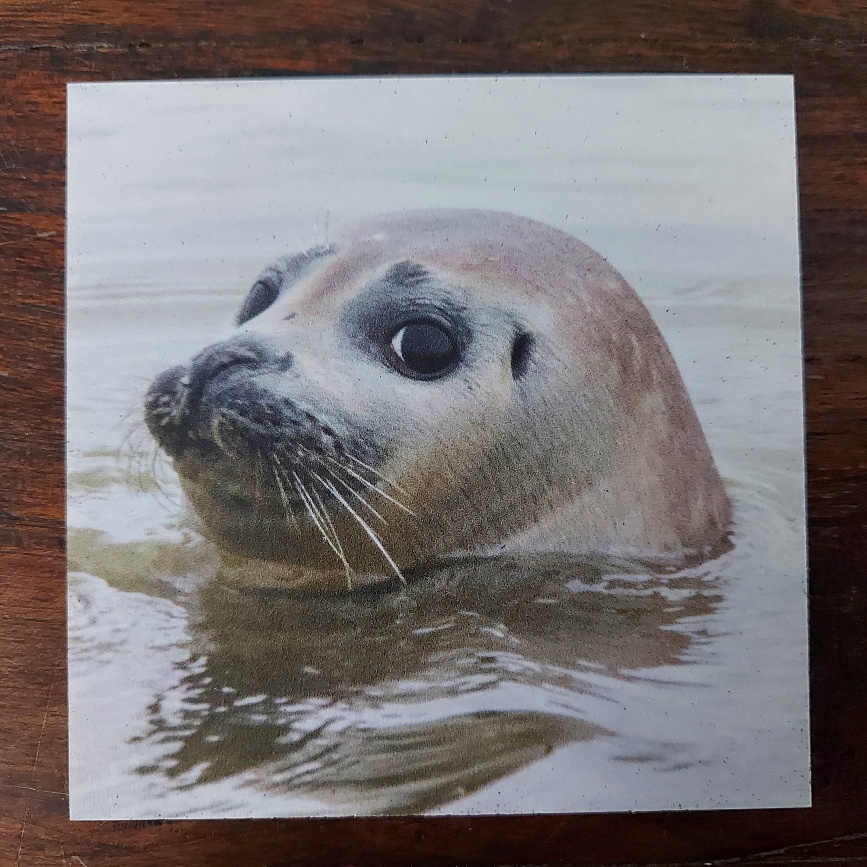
[389,321,460,379]
[236,279,279,326]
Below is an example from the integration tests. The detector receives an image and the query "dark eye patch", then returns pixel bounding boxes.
[339,259,473,380]
[236,279,280,326]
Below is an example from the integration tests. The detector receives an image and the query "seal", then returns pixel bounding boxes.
[144,209,731,588]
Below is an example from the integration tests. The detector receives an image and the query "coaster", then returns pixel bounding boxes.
[66,75,809,819]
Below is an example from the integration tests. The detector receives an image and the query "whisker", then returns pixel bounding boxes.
[345,452,408,495]
[309,461,387,525]
[118,404,182,510]
[286,468,334,548]
[119,419,147,491]
[149,450,182,510]
[320,453,415,517]
[271,463,301,535]
[316,474,406,586]
[290,470,349,576]
[308,475,353,587]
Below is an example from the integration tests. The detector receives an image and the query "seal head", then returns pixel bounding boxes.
[145,210,731,585]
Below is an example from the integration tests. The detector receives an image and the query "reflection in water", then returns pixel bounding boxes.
[120,551,724,813]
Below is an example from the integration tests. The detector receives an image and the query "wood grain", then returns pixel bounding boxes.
[1,1,865,864]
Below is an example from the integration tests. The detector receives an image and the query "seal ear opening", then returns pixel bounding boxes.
[510,332,534,380]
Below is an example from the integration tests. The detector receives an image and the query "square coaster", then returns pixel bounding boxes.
[66,75,809,819]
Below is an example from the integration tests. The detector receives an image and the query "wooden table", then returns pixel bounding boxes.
[1,2,865,864]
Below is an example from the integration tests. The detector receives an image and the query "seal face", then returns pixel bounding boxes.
[145,209,731,585]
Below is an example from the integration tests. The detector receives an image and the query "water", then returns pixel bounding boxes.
[66,76,809,818]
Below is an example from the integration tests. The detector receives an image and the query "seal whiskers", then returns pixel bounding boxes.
[273,459,352,583]
[270,463,301,535]
[120,408,180,507]
[322,454,415,517]
[288,469,352,581]
[278,443,409,586]
[345,453,408,496]
[314,472,407,586]
[313,461,388,525]
[308,476,354,587]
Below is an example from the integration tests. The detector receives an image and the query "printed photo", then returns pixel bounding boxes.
[67,75,809,818]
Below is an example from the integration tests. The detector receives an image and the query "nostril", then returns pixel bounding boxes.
[187,337,273,405]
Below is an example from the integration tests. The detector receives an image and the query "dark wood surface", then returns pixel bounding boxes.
[1,1,865,865]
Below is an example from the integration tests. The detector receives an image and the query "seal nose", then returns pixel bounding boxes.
[186,335,278,407]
